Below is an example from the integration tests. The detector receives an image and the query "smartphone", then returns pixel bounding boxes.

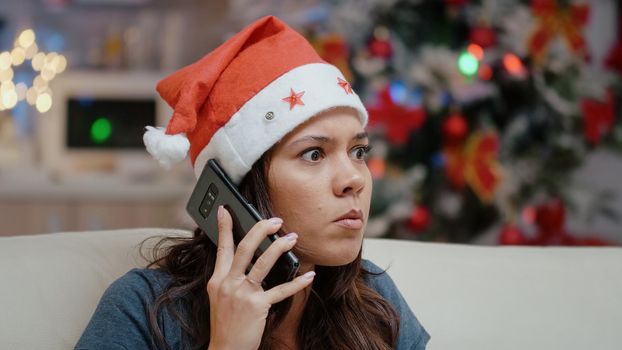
[186,158,300,289]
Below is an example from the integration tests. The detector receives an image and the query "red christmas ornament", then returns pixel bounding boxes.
[442,112,469,145]
[535,198,566,234]
[469,26,497,48]
[367,86,426,146]
[531,198,566,245]
[581,89,615,145]
[444,0,468,6]
[528,198,616,246]
[498,224,528,245]
[409,205,430,232]
[604,21,622,74]
[368,38,393,59]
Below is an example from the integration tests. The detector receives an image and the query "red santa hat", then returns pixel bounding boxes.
[144,16,368,184]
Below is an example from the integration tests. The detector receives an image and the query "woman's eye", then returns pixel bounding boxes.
[301,148,323,162]
[351,145,372,160]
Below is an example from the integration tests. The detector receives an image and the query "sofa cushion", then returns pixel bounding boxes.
[1,228,622,350]
[0,228,188,350]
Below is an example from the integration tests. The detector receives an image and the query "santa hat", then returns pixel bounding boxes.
[144,16,368,184]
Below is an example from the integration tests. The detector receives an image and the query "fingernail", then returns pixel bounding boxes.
[302,271,315,279]
[269,217,283,225]
[217,206,224,220]
[284,232,298,241]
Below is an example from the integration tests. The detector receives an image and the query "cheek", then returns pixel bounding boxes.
[269,174,327,230]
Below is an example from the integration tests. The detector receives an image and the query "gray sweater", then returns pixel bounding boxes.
[75,260,430,349]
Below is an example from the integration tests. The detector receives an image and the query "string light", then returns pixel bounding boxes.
[17,30,36,48]
[368,157,386,179]
[503,53,525,76]
[0,28,67,113]
[11,47,26,65]
[33,75,47,91]
[3,91,18,109]
[0,52,11,70]
[36,92,52,113]
[0,68,13,82]
[32,52,45,71]
[458,51,479,77]
[467,43,484,61]
[1,81,18,109]
[24,43,38,60]
[26,87,38,105]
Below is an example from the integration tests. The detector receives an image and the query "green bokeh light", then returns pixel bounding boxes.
[458,51,479,77]
[90,117,112,144]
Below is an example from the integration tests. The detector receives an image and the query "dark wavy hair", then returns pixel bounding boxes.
[141,153,400,350]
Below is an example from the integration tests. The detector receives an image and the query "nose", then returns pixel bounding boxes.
[332,157,366,197]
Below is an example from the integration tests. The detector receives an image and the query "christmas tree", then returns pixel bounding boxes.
[231,0,622,245]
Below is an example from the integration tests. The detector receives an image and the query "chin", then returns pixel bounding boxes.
[309,243,362,266]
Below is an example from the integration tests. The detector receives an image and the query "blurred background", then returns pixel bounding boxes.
[0,0,620,246]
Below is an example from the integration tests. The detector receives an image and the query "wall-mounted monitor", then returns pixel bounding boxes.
[38,70,172,176]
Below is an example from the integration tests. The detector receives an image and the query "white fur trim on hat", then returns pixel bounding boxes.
[143,126,190,169]
[193,63,368,183]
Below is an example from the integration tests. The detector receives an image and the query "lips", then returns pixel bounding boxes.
[334,209,364,222]
[333,209,364,230]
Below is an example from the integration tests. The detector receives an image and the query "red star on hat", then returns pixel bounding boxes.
[282,88,305,110]
[337,77,353,94]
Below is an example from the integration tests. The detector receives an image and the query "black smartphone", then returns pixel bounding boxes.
[186,158,300,289]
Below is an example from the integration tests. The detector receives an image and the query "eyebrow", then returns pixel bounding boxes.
[289,131,368,146]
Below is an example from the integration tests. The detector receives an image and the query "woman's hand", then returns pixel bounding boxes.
[206,206,315,350]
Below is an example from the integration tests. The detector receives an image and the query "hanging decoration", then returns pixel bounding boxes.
[367,26,393,60]
[0,29,67,113]
[604,20,622,74]
[408,204,431,232]
[442,111,469,146]
[443,131,502,203]
[498,224,528,245]
[367,83,426,146]
[528,0,590,63]
[581,89,615,146]
[311,33,353,82]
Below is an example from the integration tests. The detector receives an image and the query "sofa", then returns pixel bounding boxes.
[1,228,621,350]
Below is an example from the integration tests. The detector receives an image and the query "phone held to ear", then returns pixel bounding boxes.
[186,158,300,289]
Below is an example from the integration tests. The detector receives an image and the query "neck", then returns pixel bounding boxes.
[272,263,315,347]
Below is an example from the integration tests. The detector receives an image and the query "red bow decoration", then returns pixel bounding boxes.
[367,86,426,146]
[311,34,353,82]
[528,0,590,63]
[581,89,615,145]
[444,131,502,203]
[604,20,622,74]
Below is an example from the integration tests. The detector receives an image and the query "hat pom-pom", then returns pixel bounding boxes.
[143,126,190,169]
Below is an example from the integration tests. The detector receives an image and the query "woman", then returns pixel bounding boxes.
[75,16,430,350]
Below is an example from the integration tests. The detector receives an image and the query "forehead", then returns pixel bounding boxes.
[286,107,364,137]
